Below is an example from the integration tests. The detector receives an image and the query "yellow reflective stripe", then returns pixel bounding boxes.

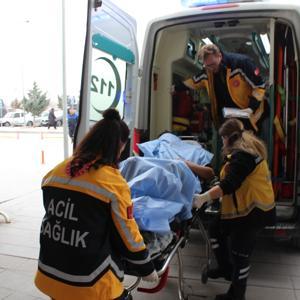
[193,73,208,82]
[38,255,123,284]
[42,176,110,203]
[110,194,145,250]
[172,117,190,126]
[273,116,285,142]
[42,176,145,250]
[249,117,258,132]
[248,98,264,131]
[229,68,266,89]
[183,74,207,90]
[252,88,265,101]
[183,78,199,90]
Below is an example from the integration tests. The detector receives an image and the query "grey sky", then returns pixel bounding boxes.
[0,0,181,106]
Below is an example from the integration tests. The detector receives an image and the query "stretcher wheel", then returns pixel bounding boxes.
[201,265,208,284]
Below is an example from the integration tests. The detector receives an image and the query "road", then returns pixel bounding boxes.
[0,127,69,202]
[0,128,299,299]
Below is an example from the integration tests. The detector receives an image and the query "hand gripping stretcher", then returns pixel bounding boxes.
[125,202,218,300]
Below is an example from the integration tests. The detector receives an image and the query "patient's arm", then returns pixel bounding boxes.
[184,160,215,180]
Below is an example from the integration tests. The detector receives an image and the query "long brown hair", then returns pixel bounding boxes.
[219,118,267,160]
[69,108,129,177]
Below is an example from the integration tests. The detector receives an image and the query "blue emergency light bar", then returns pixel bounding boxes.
[181,0,259,8]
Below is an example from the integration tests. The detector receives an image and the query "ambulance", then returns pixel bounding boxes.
[75,0,300,245]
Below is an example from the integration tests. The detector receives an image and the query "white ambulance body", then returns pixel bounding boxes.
[76,0,300,244]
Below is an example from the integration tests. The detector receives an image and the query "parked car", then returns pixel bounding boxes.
[34,111,47,127]
[0,110,34,127]
[36,109,63,127]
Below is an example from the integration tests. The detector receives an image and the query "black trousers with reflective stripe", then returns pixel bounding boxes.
[209,216,260,298]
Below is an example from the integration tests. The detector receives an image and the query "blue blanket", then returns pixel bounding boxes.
[120,157,201,233]
[138,133,213,166]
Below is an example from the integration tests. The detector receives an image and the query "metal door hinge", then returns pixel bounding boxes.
[138,68,143,78]
[94,0,102,10]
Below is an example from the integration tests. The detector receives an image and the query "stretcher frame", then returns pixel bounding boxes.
[125,207,213,300]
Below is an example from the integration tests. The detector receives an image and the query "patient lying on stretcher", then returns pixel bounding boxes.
[120,133,214,267]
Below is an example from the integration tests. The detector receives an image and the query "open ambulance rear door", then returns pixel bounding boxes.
[75,0,139,154]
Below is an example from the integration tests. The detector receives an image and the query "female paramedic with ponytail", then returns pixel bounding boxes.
[35,108,157,300]
[193,118,276,300]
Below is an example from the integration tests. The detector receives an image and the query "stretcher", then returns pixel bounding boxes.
[124,203,217,300]
[121,135,217,299]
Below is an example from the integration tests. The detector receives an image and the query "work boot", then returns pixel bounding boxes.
[207,268,231,281]
[215,284,246,300]
[215,294,245,300]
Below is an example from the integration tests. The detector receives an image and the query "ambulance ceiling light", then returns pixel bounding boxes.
[202,38,213,44]
[260,33,270,54]
[181,0,258,8]
[182,0,230,7]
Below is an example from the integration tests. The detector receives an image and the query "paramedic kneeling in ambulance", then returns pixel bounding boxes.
[184,44,266,131]
[193,118,275,300]
[35,109,157,300]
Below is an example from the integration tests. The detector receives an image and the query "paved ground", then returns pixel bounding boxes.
[0,128,300,300]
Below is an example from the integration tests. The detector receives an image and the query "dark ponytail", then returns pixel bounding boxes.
[68,108,129,177]
[219,118,267,159]
[219,118,244,147]
[227,130,243,146]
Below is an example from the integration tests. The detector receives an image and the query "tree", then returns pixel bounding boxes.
[11,98,23,109]
[23,82,50,117]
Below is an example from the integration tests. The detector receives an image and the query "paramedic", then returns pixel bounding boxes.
[67,107,78,142]
[193,118,275,300]
[184,44,266,131]
[35,108,158,300]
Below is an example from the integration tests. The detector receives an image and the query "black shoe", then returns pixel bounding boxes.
[215,293,245,300]
[207,268,231,281]
[215,294,232,300]
[215,285,246,300]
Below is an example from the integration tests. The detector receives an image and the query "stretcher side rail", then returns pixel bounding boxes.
[125,207,211,300]
[126,234,187,299]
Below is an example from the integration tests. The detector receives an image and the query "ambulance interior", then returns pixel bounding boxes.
[148,17,299,216]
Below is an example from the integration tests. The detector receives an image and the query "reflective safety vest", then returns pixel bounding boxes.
[172,116,190,132]
[220,154,275,220]
[35,159,153,300]
[184,52,266,130]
